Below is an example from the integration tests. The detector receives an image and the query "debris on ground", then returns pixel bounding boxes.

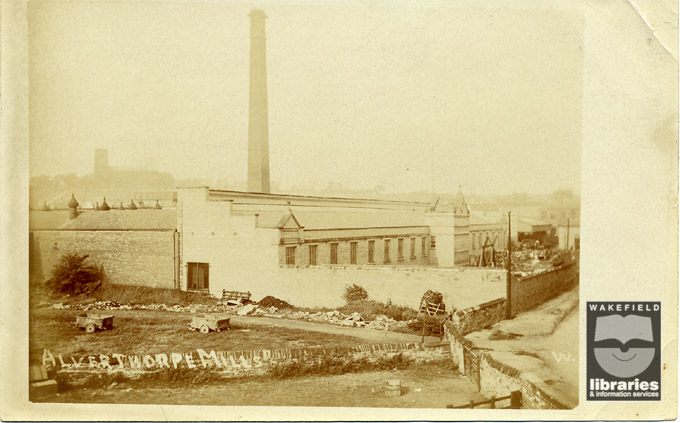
[47,297,420,332]
[237,304,258,316]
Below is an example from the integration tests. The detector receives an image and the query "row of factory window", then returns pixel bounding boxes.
[284,236,429,266]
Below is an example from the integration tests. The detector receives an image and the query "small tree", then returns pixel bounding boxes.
[343,284,368,303]
[46,253,106,296]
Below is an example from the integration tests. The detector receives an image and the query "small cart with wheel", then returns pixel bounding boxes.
[189,314,231,333]
[73,314,114,333]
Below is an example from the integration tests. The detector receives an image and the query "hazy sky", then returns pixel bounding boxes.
[28,0,583,195]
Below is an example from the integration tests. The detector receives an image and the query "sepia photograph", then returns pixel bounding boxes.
[1,0,676,420]
[25,0,582,410]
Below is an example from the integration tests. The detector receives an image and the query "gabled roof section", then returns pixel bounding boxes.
[278,212,303,229]
[453,186,469,216]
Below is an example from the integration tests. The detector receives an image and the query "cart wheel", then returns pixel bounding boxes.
[85,324,96,334]
[200,325,210,334]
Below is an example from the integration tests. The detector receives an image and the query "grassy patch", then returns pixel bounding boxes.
[56,352,430,393]
[92,282,219,306]
[31,282,219,308]
[268,353,414,379]
[29,309,368,365]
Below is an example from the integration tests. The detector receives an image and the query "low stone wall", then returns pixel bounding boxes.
[480,353,568,409]
[510,263,578,315]
[452,297,506,335]
[443,321,568,410]
[45,342,449,378]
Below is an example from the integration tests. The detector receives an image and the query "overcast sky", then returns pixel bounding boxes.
[28,0,583,195]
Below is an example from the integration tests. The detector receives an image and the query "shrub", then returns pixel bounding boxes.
[343,284,368,303]
[46,253,107,296]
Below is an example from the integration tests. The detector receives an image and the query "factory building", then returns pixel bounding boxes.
[28,9,508,306]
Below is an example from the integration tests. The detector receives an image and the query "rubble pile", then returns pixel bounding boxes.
[283,310,411,330]
[257,296,293,309]
[47,298,419,332]
[511,248,575,277]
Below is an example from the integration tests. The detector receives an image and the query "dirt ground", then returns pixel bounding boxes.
[43,361,486,408]
[466,286,579,408]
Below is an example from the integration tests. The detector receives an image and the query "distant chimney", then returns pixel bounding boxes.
[247,9,271,194]
[67,193,79,219]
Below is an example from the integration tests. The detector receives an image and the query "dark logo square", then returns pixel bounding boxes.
[586,302,661,401]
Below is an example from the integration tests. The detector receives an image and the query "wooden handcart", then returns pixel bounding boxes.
[189,314,231,333]
[73,314,114,333]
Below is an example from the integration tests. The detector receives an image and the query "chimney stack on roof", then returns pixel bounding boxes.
[67,194,79,219]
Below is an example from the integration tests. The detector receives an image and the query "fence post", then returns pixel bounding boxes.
[469,400,475,409]
[510,390,521,409]
[490,396,496,409]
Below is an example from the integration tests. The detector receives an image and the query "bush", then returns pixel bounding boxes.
[343,284,368,303]
[46,253,107,296]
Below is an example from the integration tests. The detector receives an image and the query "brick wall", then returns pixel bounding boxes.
[510,263,578,315]
[452,297,507,335]
[30,230,176,289]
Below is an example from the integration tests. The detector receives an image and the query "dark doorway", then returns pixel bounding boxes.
[187,262,209,291]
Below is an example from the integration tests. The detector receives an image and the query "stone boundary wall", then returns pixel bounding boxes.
[48,342,449,378]
[510,263,578,315]
[443,321,568,410]
[271,266,505,309]
[452,297,506,335]
[30,230,177,289]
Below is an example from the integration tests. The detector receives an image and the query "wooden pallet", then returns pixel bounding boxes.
[221,290,252,303]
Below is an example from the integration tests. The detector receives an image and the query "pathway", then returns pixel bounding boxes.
[231,315,441,344]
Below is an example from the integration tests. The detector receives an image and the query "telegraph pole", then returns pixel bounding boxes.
[506,211,512,319]
[566,218,570,250]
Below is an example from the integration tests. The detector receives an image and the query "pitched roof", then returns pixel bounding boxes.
[59,209,176,230]
[241,208,426,230]
[517,216,550,226]
[29,210,71,230]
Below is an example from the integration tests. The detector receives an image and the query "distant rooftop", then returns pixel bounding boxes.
[30,209,176,231]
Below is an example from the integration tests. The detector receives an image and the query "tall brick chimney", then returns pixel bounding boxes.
[247,9,271,194]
